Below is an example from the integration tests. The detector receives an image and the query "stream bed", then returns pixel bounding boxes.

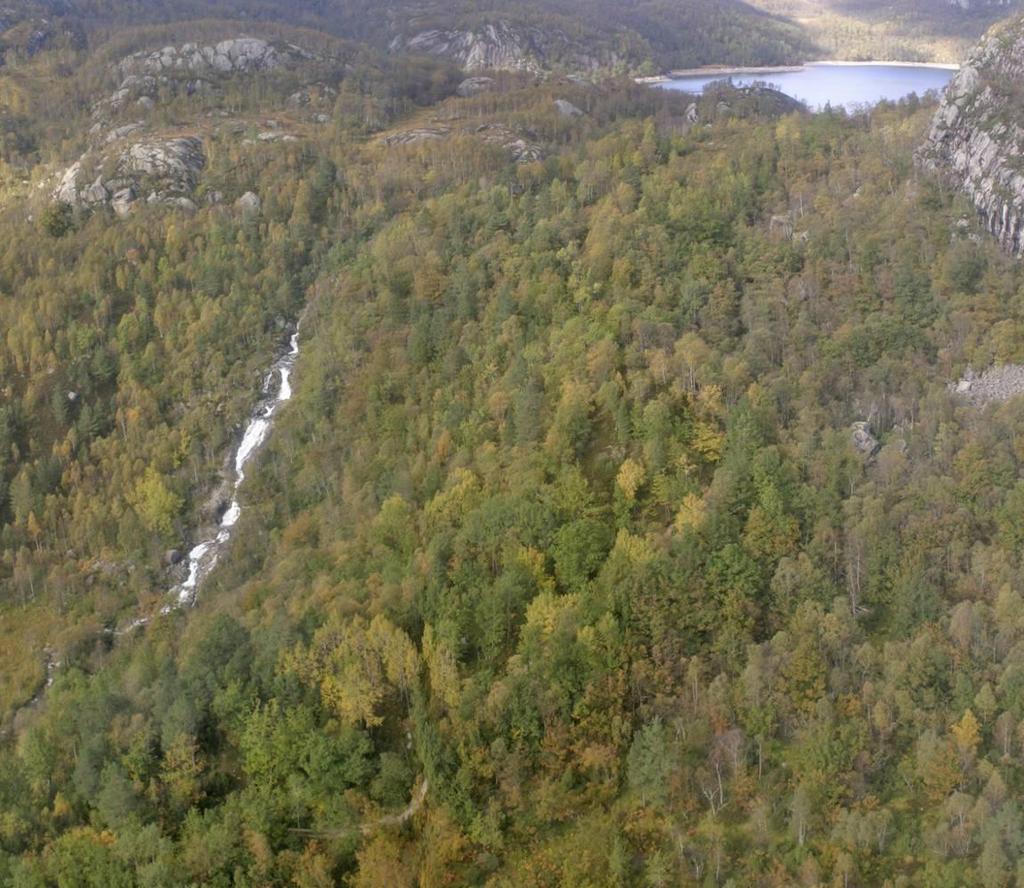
[173,329,300,607]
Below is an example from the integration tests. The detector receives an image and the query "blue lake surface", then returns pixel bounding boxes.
[657,64,956,111]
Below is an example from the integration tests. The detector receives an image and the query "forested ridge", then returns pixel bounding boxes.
[0,0,817,73]
[745,0,1020,62]
[194,92,1024,886]
[0,0,1013,72]
[5,6,1024,887]
[0,19,460,709]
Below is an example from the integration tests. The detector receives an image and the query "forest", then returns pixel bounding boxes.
[0,0,817,73]
[0,0,1014,71]
[745,0,1017,62]
[2,3,1024,887]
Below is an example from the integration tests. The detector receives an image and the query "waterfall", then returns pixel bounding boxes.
[173,329,300,606]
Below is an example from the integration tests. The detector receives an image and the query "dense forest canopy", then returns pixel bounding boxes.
[4,1,1024,885]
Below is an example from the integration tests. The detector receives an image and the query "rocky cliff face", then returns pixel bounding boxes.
[44,33,328,219]
[54,136,206,215]
[918,17,1024,256]
[394,23,544,73]
[115,37,308,80]
[391,21,621,74]
[95,37,313,119]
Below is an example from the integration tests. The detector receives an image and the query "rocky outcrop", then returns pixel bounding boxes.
[456,76,496,97]
[121,137,205,190]
[851,422,882,459]
[918,17,1024,256]
[104,122,145,144]
[700,82,805,120]
[111,188,135,217]
[395,23,545,73]
[949,365,1024,405]
[235,191,261,213]
[474,124,543,163]
[95,37,313,118]
[659,83,805,140]
[286,82,337,109]
[382,123,542,163]
[116,37,308,80]
[54,136,206,215]
[383,127,450,146]
[391,20,621,74]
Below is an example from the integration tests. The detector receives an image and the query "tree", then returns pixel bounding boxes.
[40,202,73,238]
[790,784,813,847]
[627,717,672,808]
[552,518,614,593]
[350,834,416,888]
[979,834,1009,888]
[129,467,182,536]
[286,615,420,728]
[952,710,981,762]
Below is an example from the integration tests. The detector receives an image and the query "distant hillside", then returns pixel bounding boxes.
[750,0,1023,61]
[382,0,818,73]
[0,0,817,73]
[3,0,1021,71]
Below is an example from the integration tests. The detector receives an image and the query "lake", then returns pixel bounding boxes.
[656,63,956,111]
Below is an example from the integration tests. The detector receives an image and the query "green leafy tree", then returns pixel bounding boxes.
[129,467,182,536]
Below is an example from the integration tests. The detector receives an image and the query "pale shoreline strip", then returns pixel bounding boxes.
[638,58,960,83]
[807,60,959,70]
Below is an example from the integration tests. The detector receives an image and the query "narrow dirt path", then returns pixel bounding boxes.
[289,777,429,839]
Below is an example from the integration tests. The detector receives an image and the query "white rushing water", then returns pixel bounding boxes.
[174,330,300,606]
[29,333,302,697]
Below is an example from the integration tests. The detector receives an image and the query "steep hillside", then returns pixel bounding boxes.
[751,0,1022,61]
[918,14,1024,254]
[15,4,1024,888]
[0,19,460,713]
[10,81,1024,885]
